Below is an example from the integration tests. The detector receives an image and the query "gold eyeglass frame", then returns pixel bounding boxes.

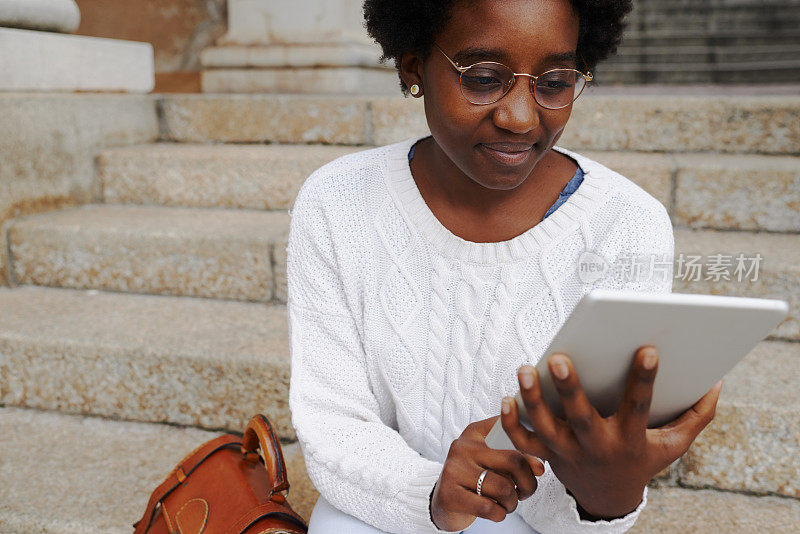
[432,41,593,109]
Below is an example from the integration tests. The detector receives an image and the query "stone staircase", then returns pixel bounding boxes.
[597,0,800,84]
[1,90,799,532]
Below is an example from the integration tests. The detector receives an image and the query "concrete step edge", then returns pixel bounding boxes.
[96,143,800,234]
[0,406,317,533]
[598,59,800,73]
[6,209,800,335]
[1,273,798,498]
[8,204,290,303]
[1,406,799,534]
[0,285,295,437]
[155,93,800,155]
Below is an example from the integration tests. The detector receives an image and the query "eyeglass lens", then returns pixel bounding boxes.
[460,63,586,108]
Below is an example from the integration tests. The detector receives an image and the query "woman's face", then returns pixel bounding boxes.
[403,0,581,192]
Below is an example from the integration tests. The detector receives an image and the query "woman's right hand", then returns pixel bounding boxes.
[430,415,545,530]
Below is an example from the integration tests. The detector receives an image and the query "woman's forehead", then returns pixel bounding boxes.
[441,0,579,57]
[453,46,578,68]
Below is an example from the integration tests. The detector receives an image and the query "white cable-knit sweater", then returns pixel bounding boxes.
[286,136,675,534]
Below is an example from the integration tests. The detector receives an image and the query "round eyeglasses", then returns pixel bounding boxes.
[433,42,593,109]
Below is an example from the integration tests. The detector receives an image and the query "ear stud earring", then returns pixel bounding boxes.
[410,84,420,96]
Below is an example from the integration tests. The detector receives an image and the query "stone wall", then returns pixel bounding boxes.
[74,0,227,92]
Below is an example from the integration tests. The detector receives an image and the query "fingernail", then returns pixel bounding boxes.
[526,454,545,474]
[642,348,658,370]
[550,355,569,380]
[519,368,534,389]
[502,397,511,414]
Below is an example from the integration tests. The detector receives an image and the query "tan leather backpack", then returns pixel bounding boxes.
[133,414,308,534]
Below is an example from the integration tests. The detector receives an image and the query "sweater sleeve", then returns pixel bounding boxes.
[515,464,648,533]
[513,196,674,533]
[286,175,459,534]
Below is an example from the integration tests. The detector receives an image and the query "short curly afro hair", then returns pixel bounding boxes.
[363,0,633,95]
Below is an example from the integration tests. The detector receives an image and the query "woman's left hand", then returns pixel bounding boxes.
[500,346,723,520]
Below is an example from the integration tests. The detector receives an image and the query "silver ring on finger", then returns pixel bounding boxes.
[476,469,489,496]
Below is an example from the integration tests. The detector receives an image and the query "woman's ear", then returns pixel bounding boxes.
[398,51,424,96]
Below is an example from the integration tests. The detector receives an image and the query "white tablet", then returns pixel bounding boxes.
[485,289,789,451]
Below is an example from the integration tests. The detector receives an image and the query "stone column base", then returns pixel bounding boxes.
[202,67,398,95]
[0,0,80,33]
[0,27,154,93]
[201,43,398,94]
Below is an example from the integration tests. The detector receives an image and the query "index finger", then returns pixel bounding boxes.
[499,394,551,462]
[471,415,501,437]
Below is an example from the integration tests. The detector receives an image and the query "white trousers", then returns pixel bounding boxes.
[308,495,537,533]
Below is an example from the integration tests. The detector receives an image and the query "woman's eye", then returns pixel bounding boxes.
[465,74,501,85]
[539,79,573,91]
[463,68,505,88]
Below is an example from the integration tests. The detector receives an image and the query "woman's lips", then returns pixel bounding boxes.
[479,143,534,166]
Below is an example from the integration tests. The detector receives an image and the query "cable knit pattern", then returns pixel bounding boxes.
[287,136,674,534]
[470,263,520,422]
[442,265,487,446]
[421,252,451,460]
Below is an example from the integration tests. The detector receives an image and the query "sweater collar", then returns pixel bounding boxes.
[383,135,613,263]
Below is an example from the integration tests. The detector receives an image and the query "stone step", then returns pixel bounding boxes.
[610,44,800,64]
[8,211,800,335]
[630,21,800,38]
[578,152,800,234]
[677,340,800,498]
[635,0,797,9]
[619,35,800,51]
[628,487,800,533]
[578,85,800,96]
[98,144,800,233]
[2,405,799,534]
[637,9,800,26]
[0,286,295,439]
[0,285,798,498]
[594,67,800,86]
[669,153,800,233]
[8,204,289,303]
[631,0,799,11]
[673,229,800,341]
[97,145,673,212]
[158,94,800,155]
[0,407,316,533]
[622,27,800,42]
[599,58,800,74]
[98,143,360,210]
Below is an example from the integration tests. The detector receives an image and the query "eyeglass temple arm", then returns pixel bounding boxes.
[433,42,468,72]
[578,51,593,80]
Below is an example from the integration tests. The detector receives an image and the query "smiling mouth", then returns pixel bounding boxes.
[479,143,535,166]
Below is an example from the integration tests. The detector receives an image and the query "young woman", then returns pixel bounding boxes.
[287,1,722,532]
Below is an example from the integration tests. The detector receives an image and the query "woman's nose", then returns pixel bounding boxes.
[491,76,540,134]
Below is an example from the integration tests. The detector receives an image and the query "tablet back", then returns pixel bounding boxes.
[484,290,788,450]
[539,290,788,427]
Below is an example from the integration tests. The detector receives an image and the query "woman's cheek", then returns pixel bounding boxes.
[542,109,573,147]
